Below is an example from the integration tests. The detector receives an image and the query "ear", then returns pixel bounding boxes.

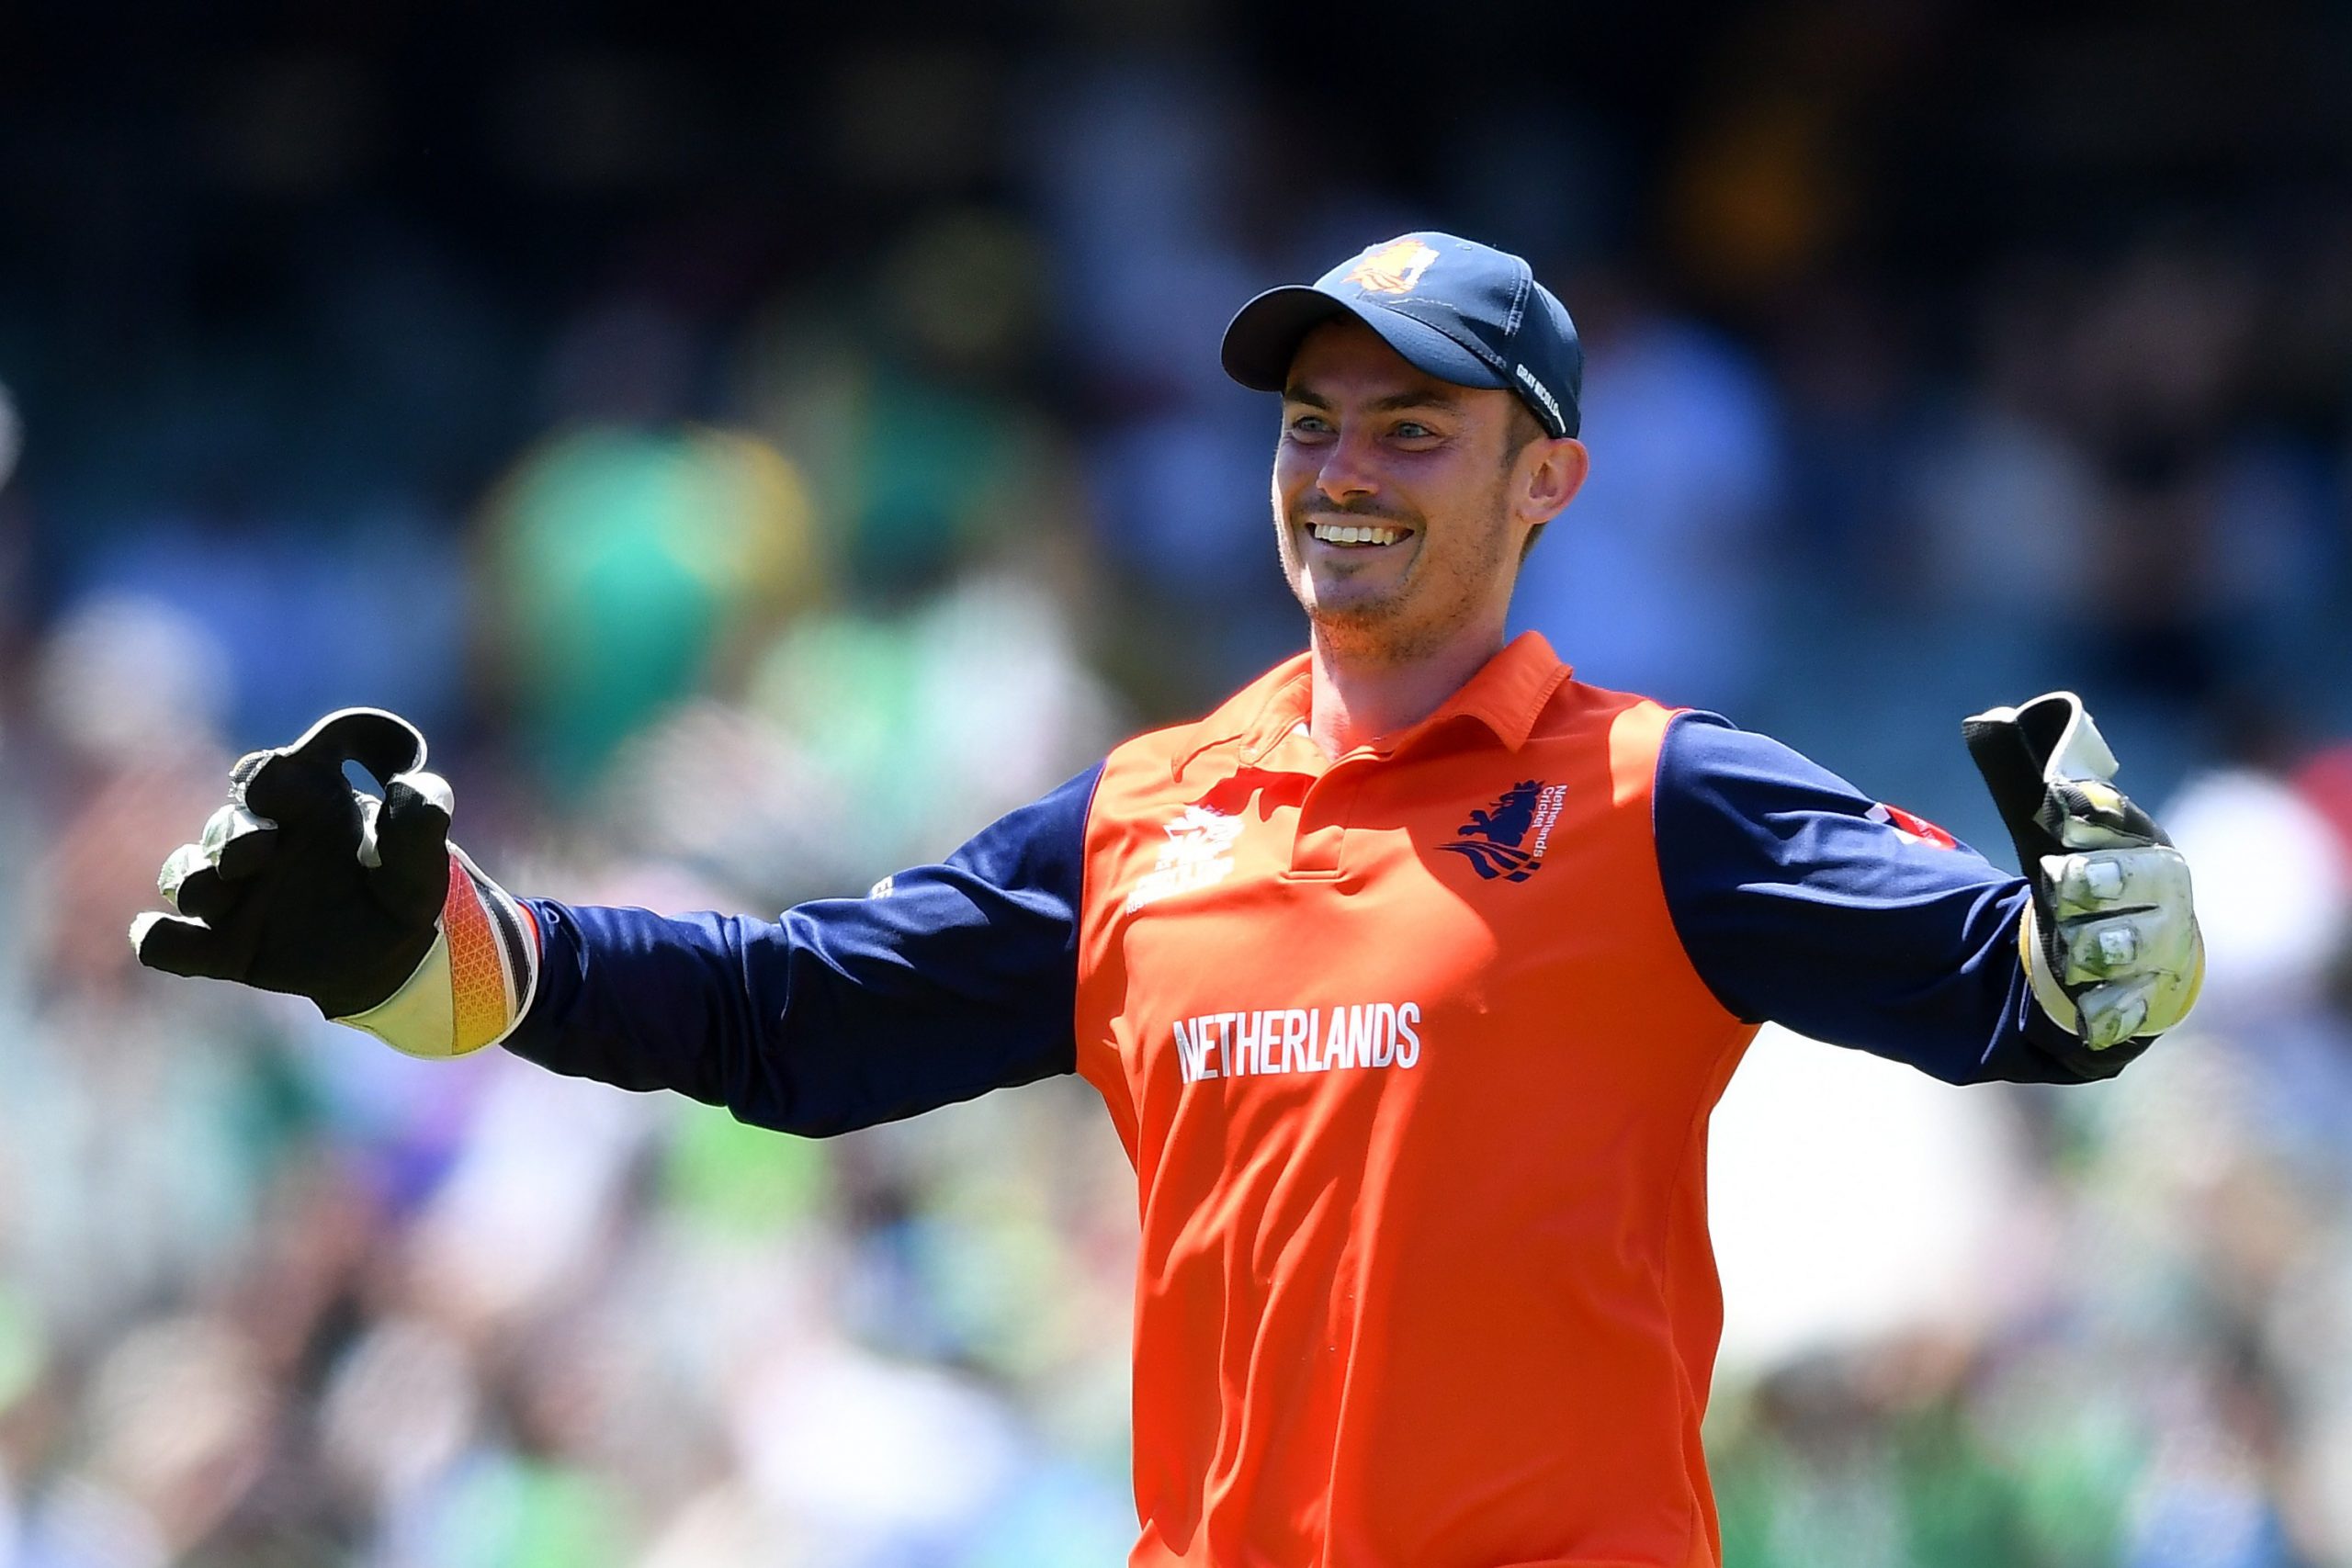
[1517,437,1589,525]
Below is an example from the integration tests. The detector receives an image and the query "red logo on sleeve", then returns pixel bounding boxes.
[1868,801,1959,850]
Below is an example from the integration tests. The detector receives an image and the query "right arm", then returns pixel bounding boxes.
[504,764,1103,1137]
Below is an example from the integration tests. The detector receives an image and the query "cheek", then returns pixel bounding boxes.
[1271,452,1313,517]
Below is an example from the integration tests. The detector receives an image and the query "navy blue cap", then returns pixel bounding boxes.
[1221,231,1583,438]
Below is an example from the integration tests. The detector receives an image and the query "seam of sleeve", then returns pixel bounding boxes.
[510,897,570,1037]
[1650,709,1766,1026]
[1058,760,1111,1077]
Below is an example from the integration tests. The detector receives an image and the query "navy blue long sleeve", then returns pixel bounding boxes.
[503,764,1102,1136]
[1654,712,2145,1085]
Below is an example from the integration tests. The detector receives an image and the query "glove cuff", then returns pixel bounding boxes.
[2018,903,2083,1033]
[334,845,538,1058]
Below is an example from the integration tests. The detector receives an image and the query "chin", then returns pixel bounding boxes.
[1296,577,1396,626]
[1305,602,1418,659]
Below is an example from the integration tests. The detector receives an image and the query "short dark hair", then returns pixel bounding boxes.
[1501,399,1547,468]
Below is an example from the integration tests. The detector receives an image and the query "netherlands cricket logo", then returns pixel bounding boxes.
[1344,238,1440,296]
[1441,780,1567,883]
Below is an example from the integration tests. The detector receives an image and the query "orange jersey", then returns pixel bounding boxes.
[1074,635,1749,1567]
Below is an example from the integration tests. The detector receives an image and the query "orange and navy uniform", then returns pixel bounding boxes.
[507,633,2142,1567]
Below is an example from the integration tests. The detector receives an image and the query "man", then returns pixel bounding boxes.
[132,232,2200,1567]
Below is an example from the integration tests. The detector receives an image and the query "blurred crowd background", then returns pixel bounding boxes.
[0,1,2349,1563]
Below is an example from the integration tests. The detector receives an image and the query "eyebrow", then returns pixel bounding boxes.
[1281,385,1464,414]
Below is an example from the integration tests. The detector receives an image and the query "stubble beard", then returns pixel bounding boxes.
[1281,491,1513,669]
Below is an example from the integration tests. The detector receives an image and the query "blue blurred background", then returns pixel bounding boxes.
[0,2,2349,1563]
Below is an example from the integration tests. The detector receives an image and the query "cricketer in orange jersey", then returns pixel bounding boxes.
[135,232,2204,1565]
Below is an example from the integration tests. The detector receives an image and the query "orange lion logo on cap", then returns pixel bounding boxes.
[1344,238,1440,296]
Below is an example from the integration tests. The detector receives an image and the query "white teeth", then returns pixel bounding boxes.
[1311,524,1404,547]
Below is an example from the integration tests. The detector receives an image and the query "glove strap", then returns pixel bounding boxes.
[334,847,538,1058]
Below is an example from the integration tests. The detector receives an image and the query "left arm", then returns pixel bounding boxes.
[1652,712,2169,1084]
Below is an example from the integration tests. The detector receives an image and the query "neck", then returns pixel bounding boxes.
[1306,623,1508,758]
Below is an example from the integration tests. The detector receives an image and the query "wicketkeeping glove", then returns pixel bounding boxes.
[1964,692,2202,1051]
[129,708,537,1058]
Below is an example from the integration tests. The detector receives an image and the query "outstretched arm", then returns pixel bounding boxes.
[1653,710,2196,1085]
[131,706,1106,1135]
[508,766,1102,1136]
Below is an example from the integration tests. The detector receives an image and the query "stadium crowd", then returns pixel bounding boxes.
[0,2,2348,1563]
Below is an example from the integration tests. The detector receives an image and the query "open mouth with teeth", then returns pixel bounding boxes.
[1307,521,1412,548]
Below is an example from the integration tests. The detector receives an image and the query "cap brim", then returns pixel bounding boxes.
[1220,286,1507,395]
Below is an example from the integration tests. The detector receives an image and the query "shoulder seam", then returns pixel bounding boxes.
[1649,710,1764,1025]
[1063,758,1111,1076]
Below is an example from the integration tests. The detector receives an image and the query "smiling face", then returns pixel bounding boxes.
[1272,318,1588,669]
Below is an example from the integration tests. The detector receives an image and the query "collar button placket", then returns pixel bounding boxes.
[1290,760,1370,878]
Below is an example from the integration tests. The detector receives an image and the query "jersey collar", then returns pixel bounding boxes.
[1415,630,1575,754]
[1176,632,1573,778]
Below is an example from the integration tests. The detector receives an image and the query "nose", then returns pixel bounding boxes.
[1314,426,1380,506]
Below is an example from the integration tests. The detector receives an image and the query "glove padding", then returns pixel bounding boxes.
[130,708,537,1058]
[1964,692,2202,1050]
